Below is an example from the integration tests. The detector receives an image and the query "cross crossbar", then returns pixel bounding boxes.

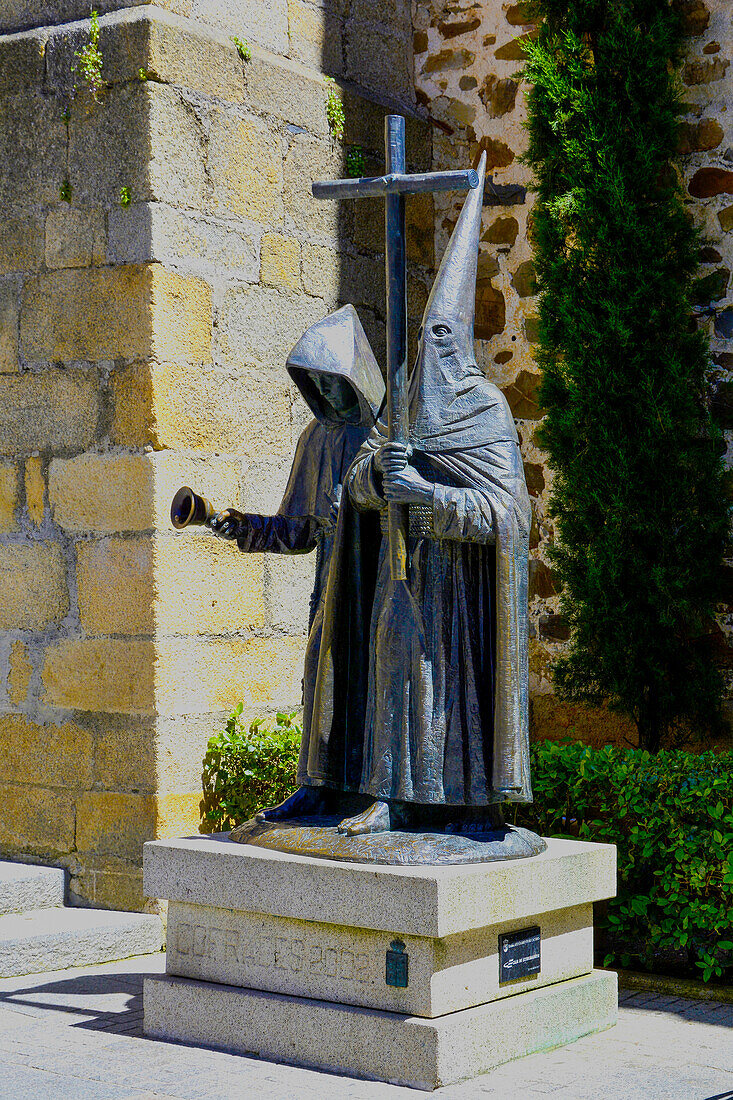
[312,168,479,200]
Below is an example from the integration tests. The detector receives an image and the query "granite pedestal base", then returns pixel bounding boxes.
[143,834,618,1090]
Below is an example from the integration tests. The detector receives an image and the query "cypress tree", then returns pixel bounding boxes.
[522,0,729,751]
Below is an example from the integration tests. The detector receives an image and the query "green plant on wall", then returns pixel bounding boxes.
[231,35,252,62]
[119,186,132,207]
[346,146,365,178]
[72,8,104,101]
[325,77,345,141]
[522,0,730,752]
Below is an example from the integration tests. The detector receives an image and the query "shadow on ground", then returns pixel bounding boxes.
[0,971,148,1036]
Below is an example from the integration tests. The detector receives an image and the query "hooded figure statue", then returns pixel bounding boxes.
[298,154,533,835]
[207,304,384,798]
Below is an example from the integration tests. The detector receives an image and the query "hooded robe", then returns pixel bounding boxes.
[220,306,383,779]
[303,157,533,805]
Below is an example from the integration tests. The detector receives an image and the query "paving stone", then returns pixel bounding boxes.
[0,1063,144,1100]
[0,955,730,1099]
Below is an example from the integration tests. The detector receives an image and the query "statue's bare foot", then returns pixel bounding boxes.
[255,786,333,822]
[337,800,390,836]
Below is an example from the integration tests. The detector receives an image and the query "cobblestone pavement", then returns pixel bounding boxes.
[0,954,729,1100]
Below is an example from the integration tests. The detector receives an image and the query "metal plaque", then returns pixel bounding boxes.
[385,939,408,987]
[499,926,541,984]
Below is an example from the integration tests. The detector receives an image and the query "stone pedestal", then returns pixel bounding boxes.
[143,834,618,1090]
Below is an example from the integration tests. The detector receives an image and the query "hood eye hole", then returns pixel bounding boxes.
[432,323,451,337]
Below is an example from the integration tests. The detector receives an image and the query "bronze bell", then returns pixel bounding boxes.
[170,486,215,529]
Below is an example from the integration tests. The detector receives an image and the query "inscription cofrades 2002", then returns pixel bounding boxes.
[173,921,373,984]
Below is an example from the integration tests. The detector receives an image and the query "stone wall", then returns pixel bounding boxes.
[0,0,416,100]
[0,2,431,909]
[414,0,733,744]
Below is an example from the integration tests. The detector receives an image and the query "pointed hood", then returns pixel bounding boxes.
[287,305,384,428]
[422,151,486,335]
[407,153,516,453]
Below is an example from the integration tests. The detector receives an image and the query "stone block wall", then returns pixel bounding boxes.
[0,0,416,99]
[0,3,430,909]
[415,0,733,744]
[684,0,733,716]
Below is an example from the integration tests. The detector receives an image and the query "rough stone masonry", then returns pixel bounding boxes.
[0,0,729,908]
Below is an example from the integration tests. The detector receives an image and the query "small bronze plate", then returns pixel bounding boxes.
[499,926,541,984]
[386,939,408,987]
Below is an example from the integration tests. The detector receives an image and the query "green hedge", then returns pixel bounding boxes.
[516,742,733,982]
[202,706,300,831]
[202,717,732,983]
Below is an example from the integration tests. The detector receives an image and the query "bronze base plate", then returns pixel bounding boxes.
[229,817,547,865]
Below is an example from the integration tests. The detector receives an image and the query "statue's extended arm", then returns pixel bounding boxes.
[208,510,328,554]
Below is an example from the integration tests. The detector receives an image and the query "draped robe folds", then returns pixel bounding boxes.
[232,421,371,618]
[234,420,374,783]
[217,305,383,783]
[305,378,533,805]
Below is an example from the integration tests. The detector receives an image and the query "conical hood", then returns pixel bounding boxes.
[287,304,384,427]
[422,151,486,332]
[408,154,501,453]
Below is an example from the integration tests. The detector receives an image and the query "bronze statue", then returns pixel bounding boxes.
[178,116,543,863]
[172,305,384,795]
[232,128,543,863]
[297,153,533,831]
